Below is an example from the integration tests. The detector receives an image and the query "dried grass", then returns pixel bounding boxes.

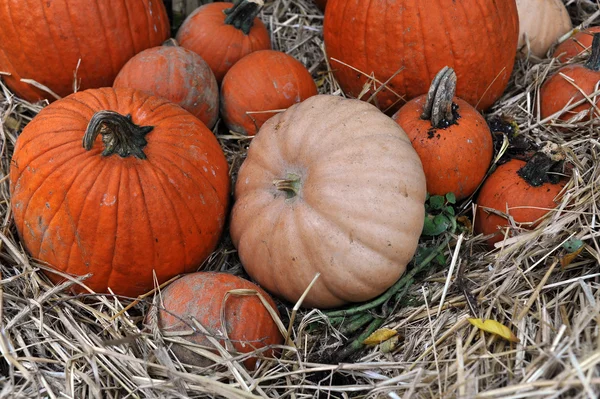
[1,0,600,398]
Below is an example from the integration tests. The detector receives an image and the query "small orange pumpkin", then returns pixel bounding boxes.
[156,272,284,370]
[220,50,318,136]
[176,1,271,83]
[553,27,600,62]
[475,145,568,247]
[541,33,600,121]
[392,67,494,200]
[113,39,219,129]
[10,88,230,298]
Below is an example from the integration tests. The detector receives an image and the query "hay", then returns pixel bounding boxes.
[1,1,600,398]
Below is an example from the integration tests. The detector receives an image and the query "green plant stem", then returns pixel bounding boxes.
[338,313,374,335]
[333,317,386,362]
[324,236,451,319]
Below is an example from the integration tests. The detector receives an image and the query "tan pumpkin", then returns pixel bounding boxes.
[230,95,427,309]
[516,0,573,58]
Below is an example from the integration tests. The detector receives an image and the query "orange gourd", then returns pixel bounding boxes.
[230,95,427,309]
[113,39,219,129]
[475,147,568,248]
[541,33,600,121]
[0,0,169,103]
[553,27,600,62]
[323,0,519,113]
[156,272,283,370]
[10,88,230,298]
[176,1,271,83]
[220,50,318,136]
[393,67,494,200]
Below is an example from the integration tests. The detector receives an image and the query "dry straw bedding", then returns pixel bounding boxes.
[1,0,600,398]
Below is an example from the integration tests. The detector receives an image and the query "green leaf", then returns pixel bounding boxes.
[429,195,445,210]
[445,206,455,216]
[562,238,584,253]
[445,192,456,204]
[435,252,446,265]
[422,214,451,236]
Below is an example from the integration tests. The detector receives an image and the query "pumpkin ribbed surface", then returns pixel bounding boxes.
[10,88,230,297]
[0,0,170,102]
[230,95,427,309]
[323,0,519,112]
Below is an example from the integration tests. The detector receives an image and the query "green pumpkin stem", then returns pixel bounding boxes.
[517,142,565,187]
[421,66,458,129]
[223,0,264,35]
[274,173,302,198]
[584,33,600,71]
[83,111,153,160]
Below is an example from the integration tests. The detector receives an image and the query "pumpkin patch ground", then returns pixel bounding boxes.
[0,1,599,398]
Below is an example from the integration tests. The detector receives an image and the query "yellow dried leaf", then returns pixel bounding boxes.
[380,335,400,353]
[468,318,520,343]
[362,328,398,346]
[560,245,585,268]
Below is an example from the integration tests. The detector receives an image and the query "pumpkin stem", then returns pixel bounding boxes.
[223,0,264,35]
[584,33,600,71]
[421,66,458,129]
[517,142,565,187]
[273,173,302,198]
[83,111,154,160]
[162,38,179,47]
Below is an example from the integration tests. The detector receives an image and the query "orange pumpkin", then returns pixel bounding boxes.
[10,88,230,298]
[113,39,219,129]
[176,1,271,83]
[156,272,284,370]
[220,50,318,136]
[393,67,493,200]
[475,147,567,247]
[553,27,600,62]
[541,33,600,121]
[230,95,426,309]
[323,0,519,113]
[0,1,169,103]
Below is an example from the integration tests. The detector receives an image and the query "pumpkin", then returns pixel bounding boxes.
[474,145,567,248]
[0,0,169,103]
[220,50,318,136]
[230,95,427,309]
[392,67,493,201]
[323,0,519,113]
[553,27,600,62]
[516,0,573,58]
[540,33,600,121]
[155,271,283,370]
[10,88,230,298]
[176,1,271,83]
[113,39,219,129]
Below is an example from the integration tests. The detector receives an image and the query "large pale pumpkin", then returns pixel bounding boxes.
[323,0,519,112]
[516,0,572,58]
[0,1,170,103]
[230,95,427,309]
[10,88,230,298]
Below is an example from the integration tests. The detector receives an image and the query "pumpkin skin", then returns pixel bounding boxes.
[393,68,493,200]
[0,0,169,103]
[176,2,271,83]
[475,159,567,247]
[220,50,318,136]
[113,40,219,129]
[540,33,600,121]
[323,0,519,113]
[156,272,283,370]
[230,95,427,309]
[10,88,230,298]
[516,0,572,58]
[553,27,600,62]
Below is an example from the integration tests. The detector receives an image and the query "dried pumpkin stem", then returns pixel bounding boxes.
[83,111,153,160]
[223,0,264,35]
[273,173,302,198]
[585,33,600,71]
[517,142,565,187]
[421,66,458,128]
